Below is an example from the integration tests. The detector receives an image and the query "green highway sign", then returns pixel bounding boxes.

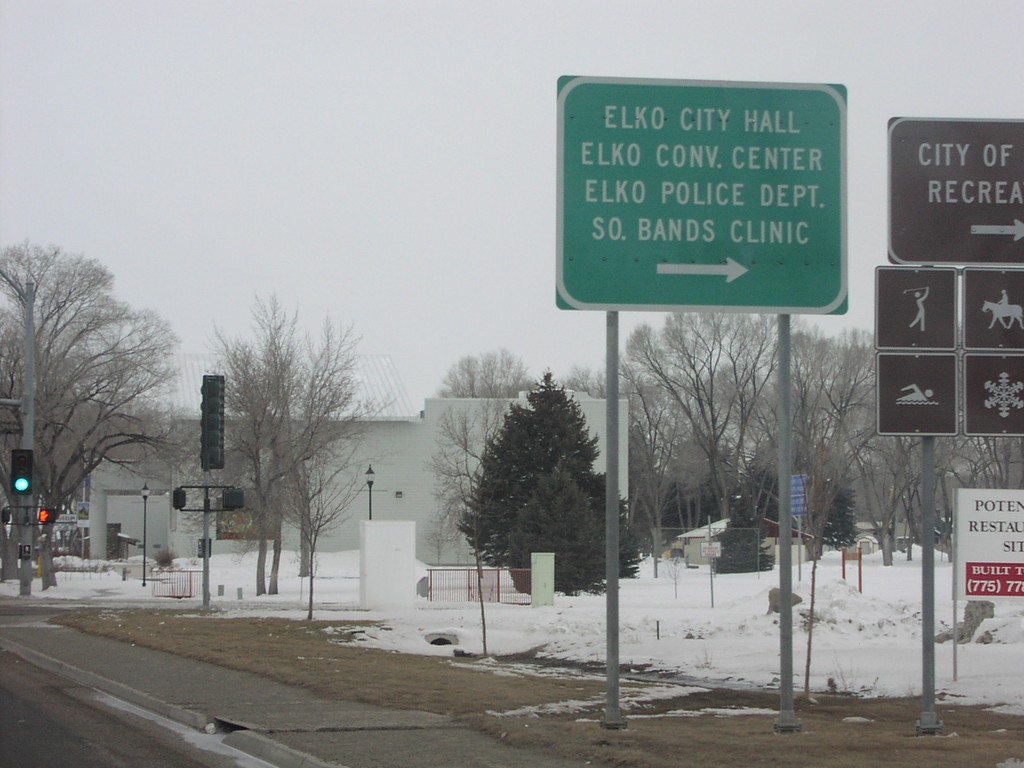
[557,77,847,313]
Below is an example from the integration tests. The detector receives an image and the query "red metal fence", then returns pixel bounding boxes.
[426,568,531,605]
[151,569,201,598]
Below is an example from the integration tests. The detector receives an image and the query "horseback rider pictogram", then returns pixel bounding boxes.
[982,289,1024,330]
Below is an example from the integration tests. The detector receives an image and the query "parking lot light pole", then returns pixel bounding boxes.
[365,465,374,520]
[141,483,149,586]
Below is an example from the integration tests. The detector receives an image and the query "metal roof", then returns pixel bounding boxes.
[170,353,417,420]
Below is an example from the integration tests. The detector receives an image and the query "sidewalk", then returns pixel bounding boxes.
[0,606,580,768]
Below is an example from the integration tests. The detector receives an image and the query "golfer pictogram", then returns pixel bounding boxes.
[903,286,929,332]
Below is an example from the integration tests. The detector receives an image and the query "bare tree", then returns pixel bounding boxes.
[0,243,177,587]
[437,349,532,398]
[784,327,878,696]
[621,358,684,576]
[562,364,606,398]
[854,434,919,566]
[789,327,875,554]
[627,314,777,521]
[217,296,366,595]
[431,398,509,654]
[665,555,687,598]
[289,445,362,619]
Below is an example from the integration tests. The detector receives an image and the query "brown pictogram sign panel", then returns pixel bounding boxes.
[876,266,957,350]
[963,353,1024,436]
[876,352,959,436]
[963,269,1024,350]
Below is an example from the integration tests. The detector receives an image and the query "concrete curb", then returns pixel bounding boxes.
[0,636,340,768]
[224,731,341,768]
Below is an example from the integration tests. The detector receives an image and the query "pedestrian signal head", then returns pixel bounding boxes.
[37,507,53,525]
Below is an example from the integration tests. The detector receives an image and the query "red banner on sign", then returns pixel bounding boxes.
[964,562,1024,597]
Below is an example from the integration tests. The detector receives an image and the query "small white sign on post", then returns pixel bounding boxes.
[955,488,1024,600]
[701,541,722,559]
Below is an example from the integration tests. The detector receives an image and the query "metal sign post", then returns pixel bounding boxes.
[558,77,846,734]
[775,315,801,733]
[917,436,943,734]
[884,115,1024,732]
[601,311,625,730]
[874,269,948,734]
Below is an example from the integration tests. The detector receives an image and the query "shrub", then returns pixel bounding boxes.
[154,547,176,568]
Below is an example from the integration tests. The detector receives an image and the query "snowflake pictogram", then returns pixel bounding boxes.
[984,372,1024,418]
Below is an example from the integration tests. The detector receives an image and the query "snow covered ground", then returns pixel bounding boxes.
[5,547,1024,715]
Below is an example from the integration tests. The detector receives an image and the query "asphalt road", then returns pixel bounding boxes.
[0,602,277,768]
[0,649,228,767]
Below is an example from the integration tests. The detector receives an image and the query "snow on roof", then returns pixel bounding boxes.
[675,518,731,541]
[170,353,417,420]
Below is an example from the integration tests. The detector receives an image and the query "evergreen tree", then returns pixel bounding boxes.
[514,467,603,594]
[821,484,858,551]
[716,494,775,574]
[464,372,639,593]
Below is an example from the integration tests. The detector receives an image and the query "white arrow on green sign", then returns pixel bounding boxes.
[557,76,847,313]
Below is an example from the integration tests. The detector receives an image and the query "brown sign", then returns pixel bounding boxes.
[963,354,1024,436]
[963,268,1024,349]
[875,266,957,350]
[876,352,958,436]
[889,118,1024,265]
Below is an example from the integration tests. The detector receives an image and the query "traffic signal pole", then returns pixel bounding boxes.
[0,279,38,596]
[0,274,37,596]
[18,281,36,597]
[202,481,211,609]
[171,482,243,611]
[199,374,224,610]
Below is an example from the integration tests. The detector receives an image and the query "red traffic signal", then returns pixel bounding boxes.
[37,507,54,525]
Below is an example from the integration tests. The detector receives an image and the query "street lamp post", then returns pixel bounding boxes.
[141,483,150,587]
[365,465,375,520]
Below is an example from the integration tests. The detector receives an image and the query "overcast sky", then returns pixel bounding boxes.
[3,1,1023,406]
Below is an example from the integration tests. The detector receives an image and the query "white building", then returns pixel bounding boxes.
[87,356,628,566]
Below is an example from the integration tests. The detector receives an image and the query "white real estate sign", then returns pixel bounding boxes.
[700,541,722,559]
[955,488,1024,600]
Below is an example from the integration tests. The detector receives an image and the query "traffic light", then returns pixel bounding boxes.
[200,374,225,470]
[10,449,33,496]
[222,487,245,510]
[37,507,53,525]
[172,487,187,510]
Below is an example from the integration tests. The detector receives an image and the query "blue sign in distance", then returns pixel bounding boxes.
[557,76,847,314]
[791,474,807,517]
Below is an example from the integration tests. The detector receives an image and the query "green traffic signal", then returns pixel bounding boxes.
[10,449,33,496]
